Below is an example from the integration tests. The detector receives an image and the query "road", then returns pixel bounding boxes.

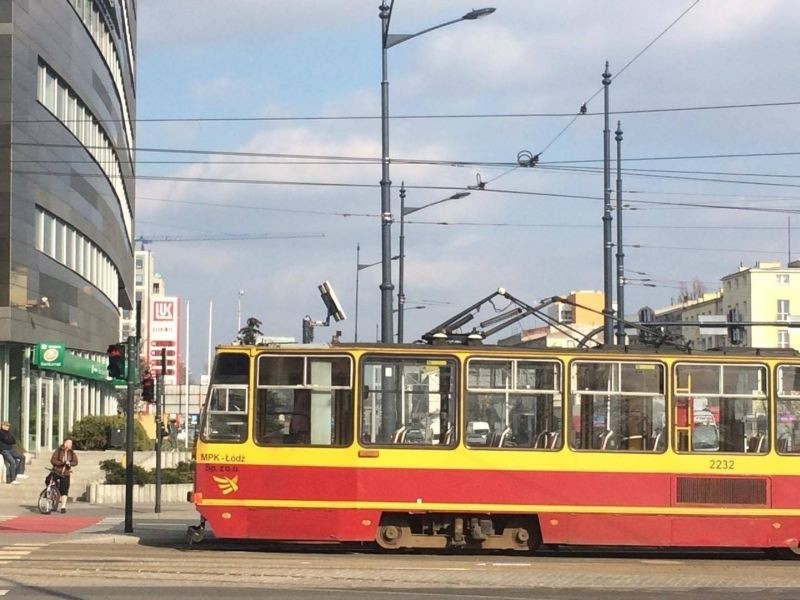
[1,511,800,599]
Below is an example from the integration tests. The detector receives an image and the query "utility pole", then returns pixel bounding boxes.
[155,348,165,513]
[615,121,625,346]
[602,61,614,345]
[123,334,135,533]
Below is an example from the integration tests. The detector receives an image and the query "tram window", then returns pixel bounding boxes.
[259,356,304,386]
[201,386,248,443]
[569,361,666,452]
[254,354,353,447]
[673,363,768,454]
[776,365,800,454]
[466,359,562,450]
[360,356,457,447]
[211,353,249,384]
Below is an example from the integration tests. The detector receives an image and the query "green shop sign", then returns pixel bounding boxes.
[32,343,110,383]
[33,343,64,367]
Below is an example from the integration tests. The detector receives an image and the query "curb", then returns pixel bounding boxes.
[56,533,142,545]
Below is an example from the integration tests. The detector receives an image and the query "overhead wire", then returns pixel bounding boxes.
[3,99,797,124]
[532,0,703,159]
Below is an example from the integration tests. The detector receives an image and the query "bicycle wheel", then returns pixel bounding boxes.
[38,488,54,514]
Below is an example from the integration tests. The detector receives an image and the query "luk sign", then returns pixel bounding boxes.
[148,297,180,384]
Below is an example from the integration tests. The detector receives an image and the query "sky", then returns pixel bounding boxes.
[135,0,800,376]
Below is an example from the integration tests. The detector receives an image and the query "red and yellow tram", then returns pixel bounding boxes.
[187,342,800,555]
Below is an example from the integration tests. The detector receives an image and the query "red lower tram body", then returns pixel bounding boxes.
[191,464,800,552]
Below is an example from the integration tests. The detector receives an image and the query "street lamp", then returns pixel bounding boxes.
[397,183,470,343]
[378,1,495,344]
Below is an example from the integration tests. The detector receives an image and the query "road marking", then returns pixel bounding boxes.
[11,543,47,548]
[0,589,9,595]
[0,551,32,556]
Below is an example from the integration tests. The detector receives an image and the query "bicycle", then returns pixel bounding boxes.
[38,471,60,515]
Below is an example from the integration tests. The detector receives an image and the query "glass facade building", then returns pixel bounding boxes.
[0,0,135,451]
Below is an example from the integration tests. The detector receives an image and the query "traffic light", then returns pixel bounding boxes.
[141,373,155,402]
[107,343,126,379]
[637,306,658,345]
[728,308,745,345]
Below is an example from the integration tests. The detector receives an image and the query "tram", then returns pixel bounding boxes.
[187,339,800,555]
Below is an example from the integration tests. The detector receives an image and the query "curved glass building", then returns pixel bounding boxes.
[0,0,135,452]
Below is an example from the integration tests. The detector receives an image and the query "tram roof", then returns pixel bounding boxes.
[215,341,800,359]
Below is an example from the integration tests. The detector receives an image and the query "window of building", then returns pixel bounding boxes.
[778,299,790,321]
[466,358,562,449]
[34,206,119,305]
[569,361,666,452]
[673,363,768,454]
[36,61,132,244]
[255,354,353,447]
[777,274,790,285]
[66,0,134,158]
[778,330,790,349]
[360,355,456,447]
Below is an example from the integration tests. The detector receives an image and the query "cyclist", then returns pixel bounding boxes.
[50,437,78,513]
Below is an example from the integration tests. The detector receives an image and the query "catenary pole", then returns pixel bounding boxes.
[602,61,614,345]
[615,121,625,346]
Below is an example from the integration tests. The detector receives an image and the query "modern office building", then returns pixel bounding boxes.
[0,0,136,451]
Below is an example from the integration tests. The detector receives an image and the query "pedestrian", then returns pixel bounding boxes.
[0,420,27,484]
[50,437,78,513]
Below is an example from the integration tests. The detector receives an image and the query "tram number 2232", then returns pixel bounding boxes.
[709,459,735,470]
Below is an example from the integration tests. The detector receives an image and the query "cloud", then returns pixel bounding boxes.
[134,0,800,366]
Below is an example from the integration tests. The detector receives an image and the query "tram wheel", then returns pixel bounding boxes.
[186,525,205,545]
[375,517,412,550]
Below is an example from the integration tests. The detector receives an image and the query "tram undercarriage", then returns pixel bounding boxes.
[375,513,541,552]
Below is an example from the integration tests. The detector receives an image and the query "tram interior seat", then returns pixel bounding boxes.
[442,424,454,446]
[392,424,425,444]
[534,431,550,448]
[747,432,767,453]
[599,429,615,450]
[497,427,513,448]
[533,431,561,449]
[778,435,793,453]
[392,425,410,444]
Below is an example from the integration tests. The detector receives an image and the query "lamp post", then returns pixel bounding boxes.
[237,289,244,332]
[397,183,470,343]
[379,1,495,344]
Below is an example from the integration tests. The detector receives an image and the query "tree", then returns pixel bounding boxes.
[237,317,263,345]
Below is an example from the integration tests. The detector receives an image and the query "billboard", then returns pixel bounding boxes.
[148,297,181,384]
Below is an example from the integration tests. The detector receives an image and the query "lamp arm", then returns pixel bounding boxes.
[385,17,464,48]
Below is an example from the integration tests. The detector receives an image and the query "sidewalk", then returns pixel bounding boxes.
[0,449,194,518]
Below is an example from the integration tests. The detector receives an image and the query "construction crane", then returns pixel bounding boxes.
[134,232,325,249]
